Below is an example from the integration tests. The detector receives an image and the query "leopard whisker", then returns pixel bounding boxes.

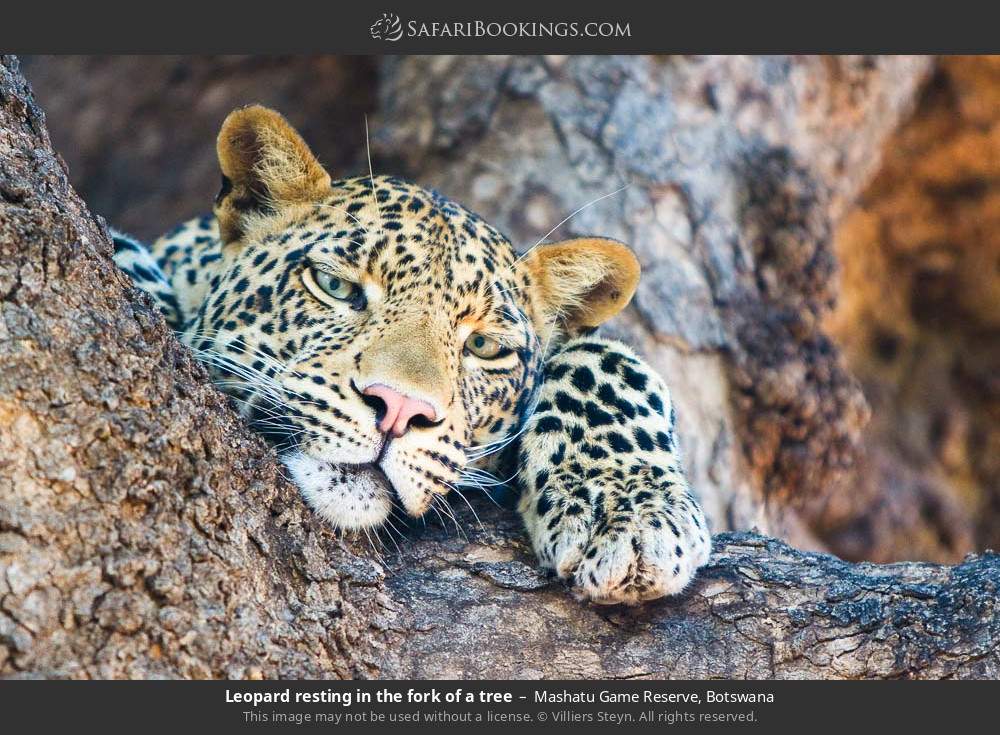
[453,474,505,509]
[491,181,630,285]
[181,328,291,375]
[188,346,286,392]
[247,419,321,443]
[458,465,522,491]
[213,380,287,404]
[444,483,485,531]
[362,527,387,568]
[220,392,288,421]
[458,466,519,488]
[427,498,450,533]
[193,347,329,409]
[364,115,385,239]
[465,375,547,461]
[377,519,403,559]
[432,493,466,540]
[189,347,288,392]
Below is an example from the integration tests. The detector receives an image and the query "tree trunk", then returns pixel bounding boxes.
[2,55,996,680]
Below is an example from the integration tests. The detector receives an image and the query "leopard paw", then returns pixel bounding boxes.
[522,473,712,605]
[571,518,711,605]
[519,487,594,580]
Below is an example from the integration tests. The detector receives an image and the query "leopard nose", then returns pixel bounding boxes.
[361,383,439,437]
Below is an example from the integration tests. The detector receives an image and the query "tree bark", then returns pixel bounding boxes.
[2,55,997,680]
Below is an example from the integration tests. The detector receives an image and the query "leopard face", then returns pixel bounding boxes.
[170,106,639,532]
[188,176,546,527]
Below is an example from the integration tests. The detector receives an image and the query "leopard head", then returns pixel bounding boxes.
[189,105,640,530]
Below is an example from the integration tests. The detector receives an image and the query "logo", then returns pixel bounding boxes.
[370,13,403,41]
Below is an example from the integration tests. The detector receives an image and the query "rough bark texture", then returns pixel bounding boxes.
[3,55,998,680]
[824,56,1000,563]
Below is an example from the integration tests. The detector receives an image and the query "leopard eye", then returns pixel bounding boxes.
[303,266,367,310]
[464,332,511,360]
[313,269,358,301]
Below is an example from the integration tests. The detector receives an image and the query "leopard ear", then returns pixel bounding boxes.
[214,105,331,243]
[525,238,640,336]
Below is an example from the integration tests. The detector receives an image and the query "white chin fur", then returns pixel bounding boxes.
[283,451,392,531]
[380,443,432,518]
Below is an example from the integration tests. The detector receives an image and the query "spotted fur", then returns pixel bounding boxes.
[111,105,710,605]
[518,338,710,603]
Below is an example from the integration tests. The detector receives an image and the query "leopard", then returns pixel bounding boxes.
[111,105,711,605]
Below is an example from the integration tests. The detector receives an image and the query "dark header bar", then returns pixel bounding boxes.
[2,2,997,53]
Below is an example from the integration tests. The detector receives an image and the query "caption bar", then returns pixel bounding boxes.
[227,683,771,727]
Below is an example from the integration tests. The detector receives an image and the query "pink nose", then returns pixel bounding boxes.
[362,383,439,437]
